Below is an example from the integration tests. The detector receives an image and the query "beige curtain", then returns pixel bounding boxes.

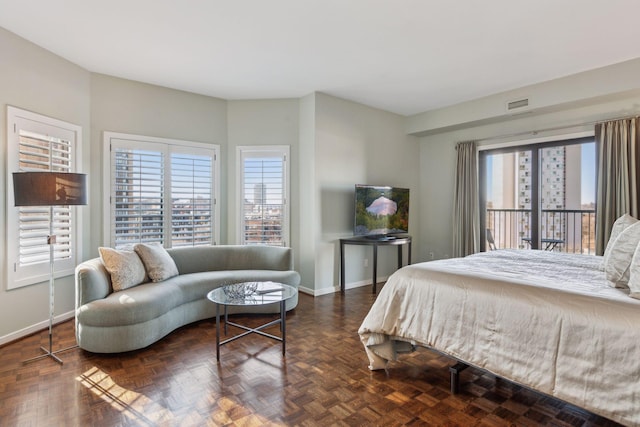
[453,141,479,257]
[595,118,640,254]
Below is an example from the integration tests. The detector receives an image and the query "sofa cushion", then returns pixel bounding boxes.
[98,247,147,292]
[76,270,300,328]
[173,270,302,305]
[77,281,183,327]
[134,242,179,282]
[167,245,293,274]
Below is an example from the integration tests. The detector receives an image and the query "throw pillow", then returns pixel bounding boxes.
[604,221,640,287]
[628,244,640,299]
[602,214,638,270]
[99,247,148,292]
[134,242,179,282]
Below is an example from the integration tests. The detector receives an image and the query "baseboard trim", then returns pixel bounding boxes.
[299,276,389,297]
[0,310,75,347]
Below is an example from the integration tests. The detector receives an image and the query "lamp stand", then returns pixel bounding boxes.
[23,206,77,365]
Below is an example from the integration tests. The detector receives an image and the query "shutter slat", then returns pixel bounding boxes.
[112,148,165,249]
[16,129,75,267]
[241,154,285,246]
[170,153,213,247]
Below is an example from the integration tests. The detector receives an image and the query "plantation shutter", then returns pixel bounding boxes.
[18,131,73,265]
[105,133,219,249]
[111,145,164,248]
[170,151,215,246]
[7,107,82,289]
[238,147,289,246]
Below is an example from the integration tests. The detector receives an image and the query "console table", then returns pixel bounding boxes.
[339,235,411,294]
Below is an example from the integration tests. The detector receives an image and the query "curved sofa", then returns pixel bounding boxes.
[75,245,300,353]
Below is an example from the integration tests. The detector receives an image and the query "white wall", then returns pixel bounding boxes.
[312,93,420,293]
[226,98,300,261]
[0,27,91,343]
[408,57,640,136]
[90,74,228,252]
[417,86,640,261]
[298,93,317,293]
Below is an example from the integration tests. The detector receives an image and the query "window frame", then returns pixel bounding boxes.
[6,106,83,290]
[236,145,290,246]
[479,133,596,252]
[103,132,220,249]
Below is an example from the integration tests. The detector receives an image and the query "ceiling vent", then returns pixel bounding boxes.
[506,98,529,112]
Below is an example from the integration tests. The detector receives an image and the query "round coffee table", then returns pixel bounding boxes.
[206,282,297,362]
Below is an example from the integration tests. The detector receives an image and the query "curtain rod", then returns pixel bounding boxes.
[474,113,640,144]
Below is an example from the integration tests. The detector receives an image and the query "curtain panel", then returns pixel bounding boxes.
[452,141,479,257]
[595,117,640,254]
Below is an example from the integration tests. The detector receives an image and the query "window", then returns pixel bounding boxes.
[6,107,83,289]
[237,146,289,246]
[480,136,596,254]
[104,132,219,249]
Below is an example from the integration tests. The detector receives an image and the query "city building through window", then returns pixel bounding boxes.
[237,146,289,246]
[104,132,219,249]
[480,136,596,254]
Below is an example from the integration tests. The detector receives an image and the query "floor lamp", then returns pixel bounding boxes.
[13,172,88,364]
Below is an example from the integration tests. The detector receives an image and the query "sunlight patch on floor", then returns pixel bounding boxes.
[76,366,171,425]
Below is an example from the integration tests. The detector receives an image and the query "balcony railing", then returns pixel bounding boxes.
[486,208,596,255]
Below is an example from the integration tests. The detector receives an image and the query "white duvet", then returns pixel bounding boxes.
[358,250,640,426]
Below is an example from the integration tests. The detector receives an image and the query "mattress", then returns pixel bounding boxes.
[358,250,640,426]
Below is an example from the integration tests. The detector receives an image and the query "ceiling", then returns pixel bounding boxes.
[2,0,640,116]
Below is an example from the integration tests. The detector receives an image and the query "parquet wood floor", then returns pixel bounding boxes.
[0,285,622,427]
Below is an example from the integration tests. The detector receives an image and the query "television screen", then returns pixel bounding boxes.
[354,184,409,237]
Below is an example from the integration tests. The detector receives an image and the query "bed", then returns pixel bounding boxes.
[358,249,640,426]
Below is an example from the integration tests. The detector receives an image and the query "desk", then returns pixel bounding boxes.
[522,237,564,251]
[340,235,411,294]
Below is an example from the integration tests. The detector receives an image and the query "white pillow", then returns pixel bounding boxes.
[99,247,148,292]
[134,242,179,282]
[604,221,640,287]
[628,244,640,299]
[602,214,638,270]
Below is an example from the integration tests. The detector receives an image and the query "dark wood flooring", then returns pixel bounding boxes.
[0,285,622,426]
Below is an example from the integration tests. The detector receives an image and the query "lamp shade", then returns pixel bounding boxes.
[13,172,88,206]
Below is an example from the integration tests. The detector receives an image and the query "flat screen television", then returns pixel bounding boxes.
[354,184,409,238]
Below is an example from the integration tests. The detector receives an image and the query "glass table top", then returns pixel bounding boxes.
[207,281,297,306]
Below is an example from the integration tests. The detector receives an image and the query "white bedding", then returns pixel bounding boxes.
[358,250,640,426]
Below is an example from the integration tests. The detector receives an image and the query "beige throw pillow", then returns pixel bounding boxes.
[99,247,148,292]
[628,244,640,299]
[604,221,640,288]
[134,242,179,282]
[602,214,638,270]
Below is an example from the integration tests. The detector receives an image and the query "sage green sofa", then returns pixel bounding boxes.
[75,245,300,353]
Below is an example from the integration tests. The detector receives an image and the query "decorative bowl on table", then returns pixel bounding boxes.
[222,282,258,299]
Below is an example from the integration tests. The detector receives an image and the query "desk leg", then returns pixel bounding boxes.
[397,244,402,268]
[408,241,412,264]
[372,244,378,294]
[340,241,345,294]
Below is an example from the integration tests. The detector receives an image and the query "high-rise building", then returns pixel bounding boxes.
[254,183,266,205]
